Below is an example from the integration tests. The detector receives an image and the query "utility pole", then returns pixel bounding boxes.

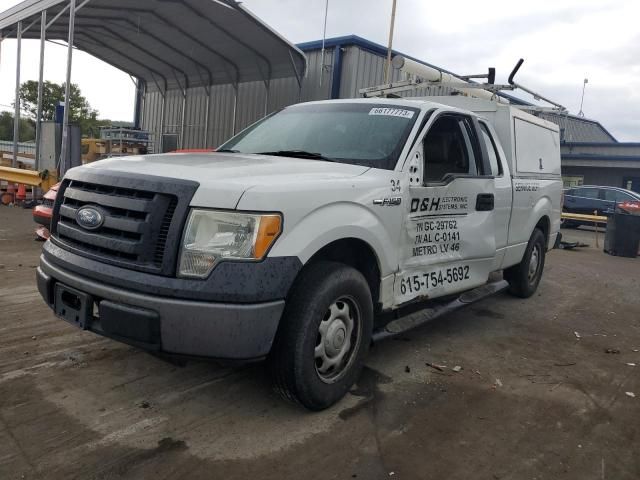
[578,78,588,117]
[384,0,397,84]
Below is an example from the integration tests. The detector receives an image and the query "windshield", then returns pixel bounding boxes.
[219,102,420,170]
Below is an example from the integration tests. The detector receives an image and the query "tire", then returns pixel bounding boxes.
[268,261,373,410]
[504,228,546,298]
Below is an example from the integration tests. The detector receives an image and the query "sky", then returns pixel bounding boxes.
[0,0,639,140]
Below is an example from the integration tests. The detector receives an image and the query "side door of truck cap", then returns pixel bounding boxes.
[394,110,498,306]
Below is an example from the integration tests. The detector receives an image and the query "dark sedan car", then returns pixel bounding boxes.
[562,185,640,227]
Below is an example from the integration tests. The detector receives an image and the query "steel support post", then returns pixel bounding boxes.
[12,21,22,168]
[264,80,270,116]
[288,50,303,103]
[35,11,47,170]
[159,92,166,152]
[232,86,238,135]
[180,89,187,149]
[59,0,77,175]
[204,87,211,148]
[139,81,146,132]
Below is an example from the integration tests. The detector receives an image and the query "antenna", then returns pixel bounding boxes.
[319,0,329,87]
[578,78,588,117]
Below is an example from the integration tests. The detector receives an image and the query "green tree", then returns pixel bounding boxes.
[78,111,112,138]
[0,111,36,142]
[18,80,106,137]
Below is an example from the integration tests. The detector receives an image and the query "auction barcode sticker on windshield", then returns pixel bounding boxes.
[369,107,415,119]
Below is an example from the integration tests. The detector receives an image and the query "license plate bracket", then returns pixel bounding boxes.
[54,283,93,330]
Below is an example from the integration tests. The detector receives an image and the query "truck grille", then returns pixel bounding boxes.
[51,171,198,276]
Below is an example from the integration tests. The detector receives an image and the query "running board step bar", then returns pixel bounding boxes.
[372,279,509,342]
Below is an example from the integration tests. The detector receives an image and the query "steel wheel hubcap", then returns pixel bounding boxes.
[325,320,347,356]
[528,245,540,283]
[314,297,360,383]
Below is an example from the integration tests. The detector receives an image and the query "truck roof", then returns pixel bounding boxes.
[293,97,552,125]
[295,97,448,112]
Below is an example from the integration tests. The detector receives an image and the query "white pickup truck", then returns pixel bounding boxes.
[37,97,561,410]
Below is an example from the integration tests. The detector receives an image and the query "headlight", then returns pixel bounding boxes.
[178,209,282,278]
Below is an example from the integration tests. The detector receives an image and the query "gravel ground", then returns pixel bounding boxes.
[1,205,638,480]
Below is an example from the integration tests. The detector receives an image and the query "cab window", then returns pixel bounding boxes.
[422,114,480,183]
[479,122,503,176]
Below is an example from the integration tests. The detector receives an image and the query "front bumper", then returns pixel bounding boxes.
[37,254,286,360]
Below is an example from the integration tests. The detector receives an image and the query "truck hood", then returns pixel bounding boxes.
[83,152,371,208]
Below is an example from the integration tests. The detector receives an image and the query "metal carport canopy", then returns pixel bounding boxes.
[0,0,308,92]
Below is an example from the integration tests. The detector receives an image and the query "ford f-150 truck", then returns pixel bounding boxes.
[37,97,561,410]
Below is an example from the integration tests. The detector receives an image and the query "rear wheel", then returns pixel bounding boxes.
[269,261,373,410]
[504,228,546,298]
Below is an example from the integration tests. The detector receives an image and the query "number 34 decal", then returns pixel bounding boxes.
[390,179,401,193]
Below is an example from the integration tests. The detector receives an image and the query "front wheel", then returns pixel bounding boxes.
[504,228,546,298]
[268,261,373,410]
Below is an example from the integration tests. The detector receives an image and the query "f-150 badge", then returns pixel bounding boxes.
[373,197,402,206]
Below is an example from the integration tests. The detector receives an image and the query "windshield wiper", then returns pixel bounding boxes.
[216,148,240,153]
[257,150,334,162]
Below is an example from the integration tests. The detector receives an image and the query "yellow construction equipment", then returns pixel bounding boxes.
[0,166,59,191]
[81,138,105,163]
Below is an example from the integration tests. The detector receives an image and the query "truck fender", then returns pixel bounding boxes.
[268,202,396,276]
[527,195,553,245]
[503,194,554,269]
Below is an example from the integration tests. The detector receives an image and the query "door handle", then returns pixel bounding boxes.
[476,193,495,211]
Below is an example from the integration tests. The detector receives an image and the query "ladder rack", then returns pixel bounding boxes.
[360,57,567,113]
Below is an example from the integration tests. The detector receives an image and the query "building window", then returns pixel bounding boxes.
[562,175,584,188]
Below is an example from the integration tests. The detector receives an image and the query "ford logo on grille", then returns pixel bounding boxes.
[76,206,104,230]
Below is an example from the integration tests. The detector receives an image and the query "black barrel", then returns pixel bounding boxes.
[604,212,640,258]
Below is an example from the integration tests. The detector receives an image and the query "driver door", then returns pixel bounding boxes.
[394,111,498,305]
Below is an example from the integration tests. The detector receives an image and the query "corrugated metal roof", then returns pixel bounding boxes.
[535,112,617,143]
[0,0,307,91]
